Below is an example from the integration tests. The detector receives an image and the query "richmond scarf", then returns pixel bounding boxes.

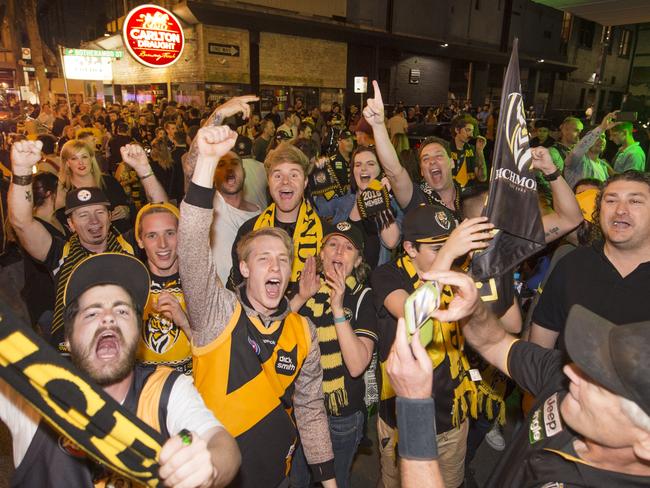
[253,200,323,283]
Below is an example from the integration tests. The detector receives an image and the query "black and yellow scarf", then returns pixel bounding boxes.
[303,275,363,416]
[393,254,478,426]
[51,229,134,353]
[310,163,346,201]
[253,200,323,283]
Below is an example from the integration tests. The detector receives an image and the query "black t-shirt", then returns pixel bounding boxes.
[403,184,463,222]
[299,286,377,417]
[371,260,473,432]
[533,241,650,350]
[21,218,66,325]
[486,340,650,487]
[350,218,381,269]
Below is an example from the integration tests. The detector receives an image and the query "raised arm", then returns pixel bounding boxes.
[8,140,53,262]
[364,81,414,209]
[530,147,583,243]
[120,144,168,203]
[183,95,259,191]
[178,126,240,347]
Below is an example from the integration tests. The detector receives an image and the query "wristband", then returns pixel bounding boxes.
[543,169,562,182]
[396,397,438,460]
[333,316,347,324]
[11,174,33,186]
[140,171,154,179]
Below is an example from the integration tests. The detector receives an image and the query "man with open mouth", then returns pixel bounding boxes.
[8,140,168,355]
[179,125,336,488]
[361,80,464,220]
[0,252,240,487]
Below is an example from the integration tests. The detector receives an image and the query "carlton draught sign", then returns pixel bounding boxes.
[123,4,184,68]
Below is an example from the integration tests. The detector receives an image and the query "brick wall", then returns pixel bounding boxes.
[201,25,250,84]
[259,32,347,88]
[111,26,202,85]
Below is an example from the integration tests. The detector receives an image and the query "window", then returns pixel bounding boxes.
[578,19,595,49]
[619,29,632,58]
[601,26,614,55]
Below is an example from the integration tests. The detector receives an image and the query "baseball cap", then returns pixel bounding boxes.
[65,187,110,215]
[64,253,150,310]
[323,221,364,251]
[275,130,292,142]
[338,129,353,140]
[565,305,650,416]
[234,135,253,157]
[403,204,457,244]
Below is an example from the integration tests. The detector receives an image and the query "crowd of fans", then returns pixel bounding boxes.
[0,84,649,488]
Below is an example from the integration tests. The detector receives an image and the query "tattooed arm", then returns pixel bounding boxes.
[183,95,259,191]
[7,140,53,262]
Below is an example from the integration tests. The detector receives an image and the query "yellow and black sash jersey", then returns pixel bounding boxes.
[10,364,179,488]
[192,299,311,488]
[137,272,192,375]
[450,142,477,188]
[373,255,477,432]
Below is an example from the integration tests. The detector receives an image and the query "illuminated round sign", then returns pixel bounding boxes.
[122,4,184,68]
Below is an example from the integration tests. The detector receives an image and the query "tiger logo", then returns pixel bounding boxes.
[143,312,180,354]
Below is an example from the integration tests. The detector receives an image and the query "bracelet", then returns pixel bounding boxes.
[333,316,347,324]
[397,397,438,460]
[11,174,33,186]
[543,169,562,182]
[140,170,154,180]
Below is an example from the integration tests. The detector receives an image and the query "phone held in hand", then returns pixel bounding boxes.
[404,281,441,347]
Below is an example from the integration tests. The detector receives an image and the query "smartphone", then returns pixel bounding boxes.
[617,111,637,122]
[404,281,441,347]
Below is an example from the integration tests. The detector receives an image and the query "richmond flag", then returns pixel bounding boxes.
[0,299,165,486]
[470,38,545,281]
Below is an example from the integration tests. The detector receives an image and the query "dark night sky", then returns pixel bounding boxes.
[38,0,120,50]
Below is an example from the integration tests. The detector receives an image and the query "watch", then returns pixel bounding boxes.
[543,169,562,182]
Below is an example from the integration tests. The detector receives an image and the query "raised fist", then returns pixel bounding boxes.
[120,144,150,175]
[196,126,238,161]
[11,140,43,173]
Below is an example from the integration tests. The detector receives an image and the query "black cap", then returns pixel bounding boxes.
[565,305,650,416]
[275,130,292,142]
[403,204,457,244]
[323,221,364,251]
[65,187,110,215]
[64,253,150,310]
[234,135,253,157]
[338,129,353,140]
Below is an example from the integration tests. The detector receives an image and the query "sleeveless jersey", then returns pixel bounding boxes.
[192,301,311,488]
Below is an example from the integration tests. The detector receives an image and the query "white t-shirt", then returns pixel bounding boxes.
[242,157,269,210]
[211,192,261,284]
[0,373,222,467]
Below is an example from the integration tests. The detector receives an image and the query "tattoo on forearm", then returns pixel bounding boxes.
[25,190,32,202]
[183,109,225,188]
[544,226,559,238]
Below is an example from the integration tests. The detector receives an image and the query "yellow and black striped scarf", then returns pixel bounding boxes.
[51,230,134,353]
[303,276,362,416]
[253,200,323,283]
[393,254,478,426]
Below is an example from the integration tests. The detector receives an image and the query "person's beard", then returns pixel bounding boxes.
[69,326,137,386]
